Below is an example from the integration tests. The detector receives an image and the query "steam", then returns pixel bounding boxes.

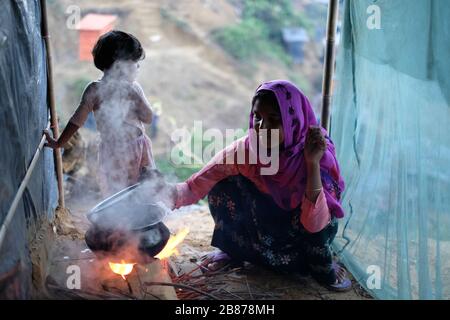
[88,179,173,231]
[93,60,148,196]
[82,60,178,260]
[85,177,176,261]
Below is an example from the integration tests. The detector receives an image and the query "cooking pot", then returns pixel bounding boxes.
[85,182,171,258]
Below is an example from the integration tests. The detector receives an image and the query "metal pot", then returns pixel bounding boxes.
[85,183,171,258]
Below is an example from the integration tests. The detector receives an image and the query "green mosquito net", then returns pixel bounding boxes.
[331,0,450,299]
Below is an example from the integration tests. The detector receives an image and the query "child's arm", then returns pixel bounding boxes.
[130,82,152,124]
[44,123,79,148]
[44,82,96,149]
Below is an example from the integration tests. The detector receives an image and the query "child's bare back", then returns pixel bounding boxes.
[45,30,155,196]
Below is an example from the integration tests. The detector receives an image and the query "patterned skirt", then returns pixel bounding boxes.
[208,175,338,285]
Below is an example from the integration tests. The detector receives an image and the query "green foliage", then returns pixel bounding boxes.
[155,127,247,182]
[212,18,266,60]
[155,156,202,182]
[213,0,311,63]
[242,0,310,39]
[71,77,90,100]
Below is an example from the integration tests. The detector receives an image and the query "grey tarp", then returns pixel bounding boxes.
[0,0,58,298]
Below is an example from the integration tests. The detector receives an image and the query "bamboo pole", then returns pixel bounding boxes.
[40,0,65,208]
[320,0,340,133]
[0,122,50,250]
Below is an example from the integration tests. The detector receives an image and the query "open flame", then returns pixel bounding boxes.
[155,228,189,260]
[109,260,135,279]
[108,228,188,277]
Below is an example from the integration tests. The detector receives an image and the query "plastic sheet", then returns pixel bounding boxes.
[0,0,58,298]
[331,0,450,299]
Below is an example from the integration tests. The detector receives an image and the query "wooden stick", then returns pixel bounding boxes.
[125,278,133,294]
[40,0,65,208]
[219,288,244,300]
[320,0,340,132]
[175,259,210,282]
[245,277,254,300]
[101,284,136,299]
[0,122,49,251]
[144,281,219,300]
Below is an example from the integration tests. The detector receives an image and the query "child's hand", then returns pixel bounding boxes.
[43,130,59,149]
[304,126,326,165]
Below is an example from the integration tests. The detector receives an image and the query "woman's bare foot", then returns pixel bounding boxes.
[326,262,352,292]
[205,250,231,271]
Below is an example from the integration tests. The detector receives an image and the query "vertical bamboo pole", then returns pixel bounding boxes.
[40,0,65,208]
[321,0,340,133]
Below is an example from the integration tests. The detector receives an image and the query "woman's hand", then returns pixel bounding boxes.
[139,168,177,210]
[43,130,60,149]
[304,126,326,165]
[304,126,326,202]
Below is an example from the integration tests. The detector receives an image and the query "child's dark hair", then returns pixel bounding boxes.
[252,90,279,110]
[92,30,145,71]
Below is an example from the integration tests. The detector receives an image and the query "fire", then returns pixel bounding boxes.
[155,228,189,260]
[109,260,135,279]
[107,228,189,276]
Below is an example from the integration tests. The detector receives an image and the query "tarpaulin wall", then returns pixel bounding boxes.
[331,0,450,299]
[0,0,58,299]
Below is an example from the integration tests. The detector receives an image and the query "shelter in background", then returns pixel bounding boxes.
[76,14,117,61]
[282,27,309,64]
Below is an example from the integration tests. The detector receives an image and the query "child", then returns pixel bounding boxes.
[45,30,155,196]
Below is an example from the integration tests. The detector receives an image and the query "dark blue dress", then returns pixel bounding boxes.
[208,175,338,285]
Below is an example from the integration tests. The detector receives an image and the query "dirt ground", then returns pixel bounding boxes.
[164,205,371,300]
[44,184,371,300]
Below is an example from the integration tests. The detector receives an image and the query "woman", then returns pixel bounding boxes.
[172,80,350,291]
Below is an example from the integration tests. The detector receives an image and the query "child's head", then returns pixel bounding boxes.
[92,30,145,78]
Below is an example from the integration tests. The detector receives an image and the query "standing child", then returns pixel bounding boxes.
[45,30,155,196]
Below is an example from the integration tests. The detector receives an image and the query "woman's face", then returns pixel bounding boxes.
[252,98,284,149]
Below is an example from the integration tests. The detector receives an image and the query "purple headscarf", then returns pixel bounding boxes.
[246,80,345,218]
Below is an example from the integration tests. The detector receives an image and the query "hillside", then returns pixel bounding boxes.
[48,0,325,156]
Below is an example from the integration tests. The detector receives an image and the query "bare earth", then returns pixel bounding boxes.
[47,187,370,300]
